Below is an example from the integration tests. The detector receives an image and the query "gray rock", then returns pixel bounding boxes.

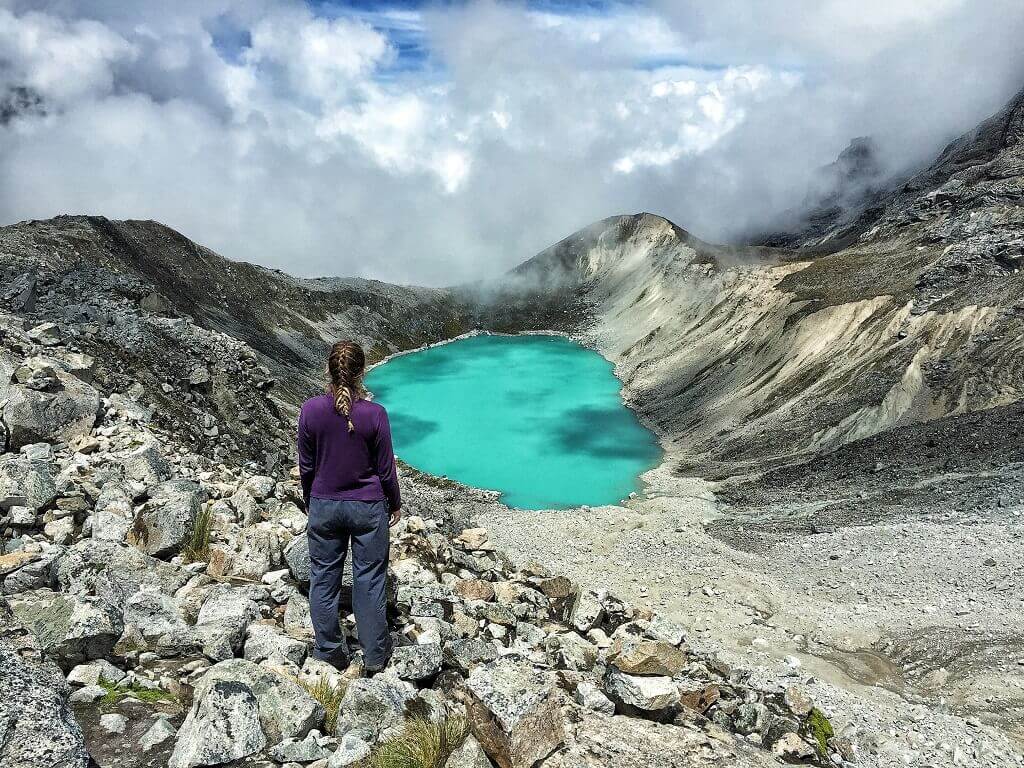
[4,272,36,312]
[197,585,263,626]
[9,589,122,667]
[284,533,311,583]
[734,702,773,736]
[100,713,128,734]
[169,679,267,768]
[574,681,615,715]
[107,393,153,423]
[771,732,816,761]
[7,505,36,526]
[570,589,603,633]
[124,588,189,643]
[139,291,168,313]
[284,592,314,637]
[68,684,106,703]
[0,645,90,768]
[188,366,211,389]
[66,663,103,687]
[26,322,63,346]
[548,632,598,672]
[327,733,372,767]
[644,614,686,646]
[443,637,498,673]
[388,643,442,681]
[603,669,679,712]
[243,475,277,501]
[123,441,171,486]
[269,731,331,763]
[244,622,308,667]
[2,373,100,451]
[140,716,177,751]
[92,481,134,542]
[195,658,323,743]
[445,733,493,768]
[54,539,191,604]
[208,523,279,581]
[231,487,261,525]
[1,546,59,594]
[43,516,74,544]
[67,659,125,687]
[335,675,413,741]
[128,479,201,558]
[0,454,56,513]
[465,659,564,768]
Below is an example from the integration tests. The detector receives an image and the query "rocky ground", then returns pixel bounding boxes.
[0,303,846,768]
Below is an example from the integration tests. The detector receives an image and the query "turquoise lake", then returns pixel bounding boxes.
[364,334,661,510]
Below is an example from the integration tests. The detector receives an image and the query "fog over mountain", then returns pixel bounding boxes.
[1,0,1023,284]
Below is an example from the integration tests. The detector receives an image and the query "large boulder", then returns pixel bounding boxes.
[168,678,266,768]
[0,453,56,513]
[465,659,565,768]
[2,546,63,594]
[207,523,281,581]
[123,588,190,643]
[544,706,779,768]
[128,479,201,558]
[193,658,323,743]
[54,539,191,606]
[335,675,414,742]
[8,589,122,668]
[0,644,90,768]
[1,372,100,452]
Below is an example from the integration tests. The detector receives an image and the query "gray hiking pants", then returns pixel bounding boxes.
[306,498,391,668]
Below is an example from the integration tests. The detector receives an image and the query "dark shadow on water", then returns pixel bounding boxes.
[552,404,660,461]
[388,411,441,449]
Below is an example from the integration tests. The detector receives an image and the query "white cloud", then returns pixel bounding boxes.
[0,0,1022,285]
[0,9,135,102]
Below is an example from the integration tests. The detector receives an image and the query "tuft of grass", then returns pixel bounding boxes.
[301,677,348,734]
[803,707,835,757]
[182,506,213,563]
[98,678,178,709]
[370,716,469,768]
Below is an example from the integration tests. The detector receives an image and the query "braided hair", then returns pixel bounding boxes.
[327,340,368,433]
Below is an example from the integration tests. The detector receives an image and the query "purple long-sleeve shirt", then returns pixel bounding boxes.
[297,394,401,512]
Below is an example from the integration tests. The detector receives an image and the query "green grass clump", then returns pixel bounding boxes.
[370,716,469,768]
[301,677,349,733]
[803,707,835,757]
[182,506,213,563]
[98,678,177,709]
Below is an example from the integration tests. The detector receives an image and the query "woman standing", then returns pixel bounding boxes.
[297,340,401,672]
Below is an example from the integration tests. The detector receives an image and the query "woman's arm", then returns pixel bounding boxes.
[297,407,316,509]
[373,407,402,521]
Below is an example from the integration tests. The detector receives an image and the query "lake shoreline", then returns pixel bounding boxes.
[366,331,665,511]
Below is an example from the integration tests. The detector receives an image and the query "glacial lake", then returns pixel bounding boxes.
[365,334,661,509]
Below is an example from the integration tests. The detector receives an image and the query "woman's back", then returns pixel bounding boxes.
[297,394,400,511]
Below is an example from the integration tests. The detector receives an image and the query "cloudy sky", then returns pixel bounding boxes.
[1,1,1023,284]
